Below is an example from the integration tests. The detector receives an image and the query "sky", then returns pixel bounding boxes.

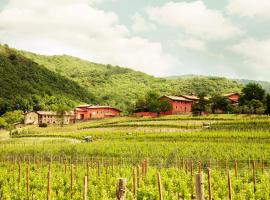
[0,0,270,81]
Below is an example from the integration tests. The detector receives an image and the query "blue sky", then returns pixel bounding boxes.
[0,0,270,81]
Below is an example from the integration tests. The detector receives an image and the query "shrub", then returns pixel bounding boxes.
[39,123,48,128]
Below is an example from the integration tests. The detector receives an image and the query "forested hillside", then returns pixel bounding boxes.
[0,44,95,115]
[19,49,242,113]
[236,79,270,93]
[167,75,270,93]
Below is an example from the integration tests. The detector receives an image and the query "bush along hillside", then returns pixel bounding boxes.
[0,44,96,115]
[17,48,243,114]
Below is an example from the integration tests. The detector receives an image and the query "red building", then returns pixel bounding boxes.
[160,96,193,115]
[179,95,199,104]
[223,93,240,104]
[75,105,121,120]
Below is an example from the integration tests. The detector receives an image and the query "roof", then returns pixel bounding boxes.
[76,104,93,108]
[35,111,74,116]
[160,95,193,102]
[223,92,240,97]
[75,105,121,112]
[180,95,199,100]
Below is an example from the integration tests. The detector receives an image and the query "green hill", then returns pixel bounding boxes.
[166,75,270,93]
[17,49,243,113]
[0,44,95,115]
[236,79,270,93]
[0,44,246,114]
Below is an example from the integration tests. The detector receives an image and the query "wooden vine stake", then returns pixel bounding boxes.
[157,172,163,200]
[64,160,67,175]
[207,168,212,200]
[137,165,140,188]
[98,160,101,177]
[132,168,137,197]
[18,161,21,188]
[112,158,115,176]
[252,161,256,193]
[227,171,232,200]
[26,159,30,199]
[70,164,73,199]
[195,171,204,200]
[83,176,88,200]
[106,160,109,183]
[261,159,264,174]
[116,178,127,200]
[47,163,52,200]
[234,161,238,178]
[190,160,194,199]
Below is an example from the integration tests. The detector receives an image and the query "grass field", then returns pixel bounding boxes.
[0,114,269,199]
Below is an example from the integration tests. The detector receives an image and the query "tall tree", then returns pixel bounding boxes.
[54,105,72,127]
[211,95,231,114]
[265,94,270,115]
[239,83,266,105]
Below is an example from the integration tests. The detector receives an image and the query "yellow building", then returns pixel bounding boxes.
[24,111,74,125]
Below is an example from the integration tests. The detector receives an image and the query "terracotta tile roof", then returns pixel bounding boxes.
[180,95,199,100]
[223,92,240,97]
[161,95,193,101]
[36,111,74,116]
[75,105,121,112]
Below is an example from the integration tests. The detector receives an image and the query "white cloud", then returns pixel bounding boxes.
[131,13,156,33]
[0,0,177,76]
[227,0,270,20]
[178,38,206,51]
[146,1,243,40]
[228,38,270,78]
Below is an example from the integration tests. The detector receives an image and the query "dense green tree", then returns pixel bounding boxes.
[134,97,147,112]
[145,91,161,113]
[134,91,172,115]
[266,94,270,115]
[159,100,172,114]
[54,104,73,127]
[192,93,210,115]
[248,99,265,114]
[0,117,7,128]
[2,110,24,125]
[211,95,231,114]
[239,83,265,105]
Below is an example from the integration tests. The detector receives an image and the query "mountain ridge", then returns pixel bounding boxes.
[2,44,268,114]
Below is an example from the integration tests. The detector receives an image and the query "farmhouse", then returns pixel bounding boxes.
[24,111,74,125]
[160,95,193,115]
[75,105,121,120]
[223,92,240,104]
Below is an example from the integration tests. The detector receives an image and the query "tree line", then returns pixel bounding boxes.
[133,83,270,115]
[193,83,270,115]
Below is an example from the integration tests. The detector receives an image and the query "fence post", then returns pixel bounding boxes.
[195,172,204,200]
[83,176,88,200]
[252,161,256,193]
[157,172,163,200]
[137,165,140,188]
[133,168,137,197]
[47,163,52,200]
[98,160,101,177]
[227,171,232,200]
[207,168,212,200]
[18,161,21,188]
[234,161,238,178]
[116,178,127,200]
[26,159,30,199]
[70,164,73,199]
[106,160,109,183]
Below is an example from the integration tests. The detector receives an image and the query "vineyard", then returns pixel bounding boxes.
[0,114,270,199]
